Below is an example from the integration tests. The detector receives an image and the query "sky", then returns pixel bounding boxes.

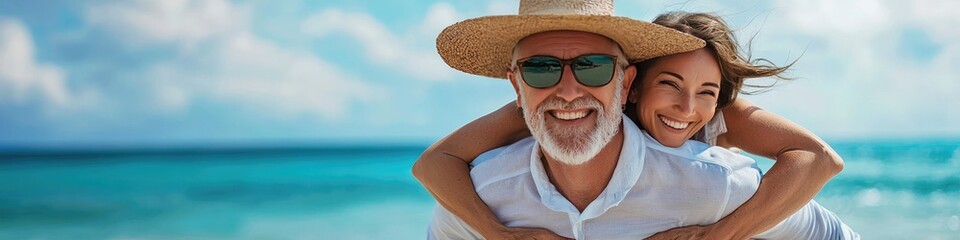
[0,0,958,148]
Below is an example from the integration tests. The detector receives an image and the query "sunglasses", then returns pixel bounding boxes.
[515,54,619,89]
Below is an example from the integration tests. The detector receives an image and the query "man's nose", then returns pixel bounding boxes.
[553,65,585,102]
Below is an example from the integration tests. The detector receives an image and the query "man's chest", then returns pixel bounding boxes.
[477,174,730,239]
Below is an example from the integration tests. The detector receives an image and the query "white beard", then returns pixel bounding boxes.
[520,74,623,166]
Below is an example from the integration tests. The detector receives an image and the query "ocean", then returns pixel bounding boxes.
[0,141,958,240]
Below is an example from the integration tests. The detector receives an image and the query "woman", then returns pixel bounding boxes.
[414,12,844,239]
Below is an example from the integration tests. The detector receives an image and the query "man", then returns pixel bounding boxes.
[428,0,858,239]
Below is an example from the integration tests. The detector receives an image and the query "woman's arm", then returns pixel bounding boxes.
[708,98,844,238]
[413,101,565,239]
[649,98,844,240]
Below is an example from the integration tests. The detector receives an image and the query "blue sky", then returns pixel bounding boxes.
[0,0,958,147]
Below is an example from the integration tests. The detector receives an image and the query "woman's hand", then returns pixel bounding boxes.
[645,225,711,240]
[494,227,573,240]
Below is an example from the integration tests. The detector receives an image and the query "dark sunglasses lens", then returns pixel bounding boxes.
[521,57,562,88]
[573,55,616,87]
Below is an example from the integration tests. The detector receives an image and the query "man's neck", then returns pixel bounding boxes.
[541,125,625,212]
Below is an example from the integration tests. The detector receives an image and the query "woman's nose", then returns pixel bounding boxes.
[674,92,696,116]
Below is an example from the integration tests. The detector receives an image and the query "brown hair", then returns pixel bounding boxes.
[631,11,795,110]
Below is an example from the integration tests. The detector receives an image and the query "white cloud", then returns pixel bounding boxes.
[212,33,383,118]
[86,0,247,47]
[905,0,960,43]
[301,3,459,81]
[297,1,532,82]
[738,0,960,137]
[0,19,71,107]
[85,0,383,120]
[419,2,461,39]
[302,9,402,62]
[782,0,892,41]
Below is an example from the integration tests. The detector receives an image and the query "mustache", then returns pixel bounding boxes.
[536,96,603,113]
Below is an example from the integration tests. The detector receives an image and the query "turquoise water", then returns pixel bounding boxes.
[1,141,958,239]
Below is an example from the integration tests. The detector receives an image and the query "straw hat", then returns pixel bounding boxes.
[437,0,706,79]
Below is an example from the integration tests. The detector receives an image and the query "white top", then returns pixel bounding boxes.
[694,111,727,146]
[428,116,858,239]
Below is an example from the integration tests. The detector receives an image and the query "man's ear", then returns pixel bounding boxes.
[507,70,522,108]
[620,65,637,105]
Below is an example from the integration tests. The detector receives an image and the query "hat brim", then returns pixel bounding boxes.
[437,15,706,79]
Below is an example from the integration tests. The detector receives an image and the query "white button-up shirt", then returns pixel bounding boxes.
[428,117,858,239]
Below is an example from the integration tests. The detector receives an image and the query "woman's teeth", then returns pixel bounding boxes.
[659,116,690,130]
[552,110,589,120]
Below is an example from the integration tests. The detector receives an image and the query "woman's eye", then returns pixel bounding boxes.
[700,90,717,97]
[658,80,681,90]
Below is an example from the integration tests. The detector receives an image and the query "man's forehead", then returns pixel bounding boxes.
[514,30,623,57]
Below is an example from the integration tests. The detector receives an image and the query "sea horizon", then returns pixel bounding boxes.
[3,135,960,154]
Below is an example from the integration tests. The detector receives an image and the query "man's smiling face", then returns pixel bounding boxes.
[507,31,635,165]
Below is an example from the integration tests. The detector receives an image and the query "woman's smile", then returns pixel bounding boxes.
[658,114,691,130]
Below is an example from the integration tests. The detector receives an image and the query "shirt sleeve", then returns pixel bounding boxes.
[753,200,861,239]
[427,206,484,240]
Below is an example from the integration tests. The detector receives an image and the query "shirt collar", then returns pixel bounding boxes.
[528,115,646,217]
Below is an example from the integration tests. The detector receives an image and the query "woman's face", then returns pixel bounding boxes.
[632,48,721,147]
